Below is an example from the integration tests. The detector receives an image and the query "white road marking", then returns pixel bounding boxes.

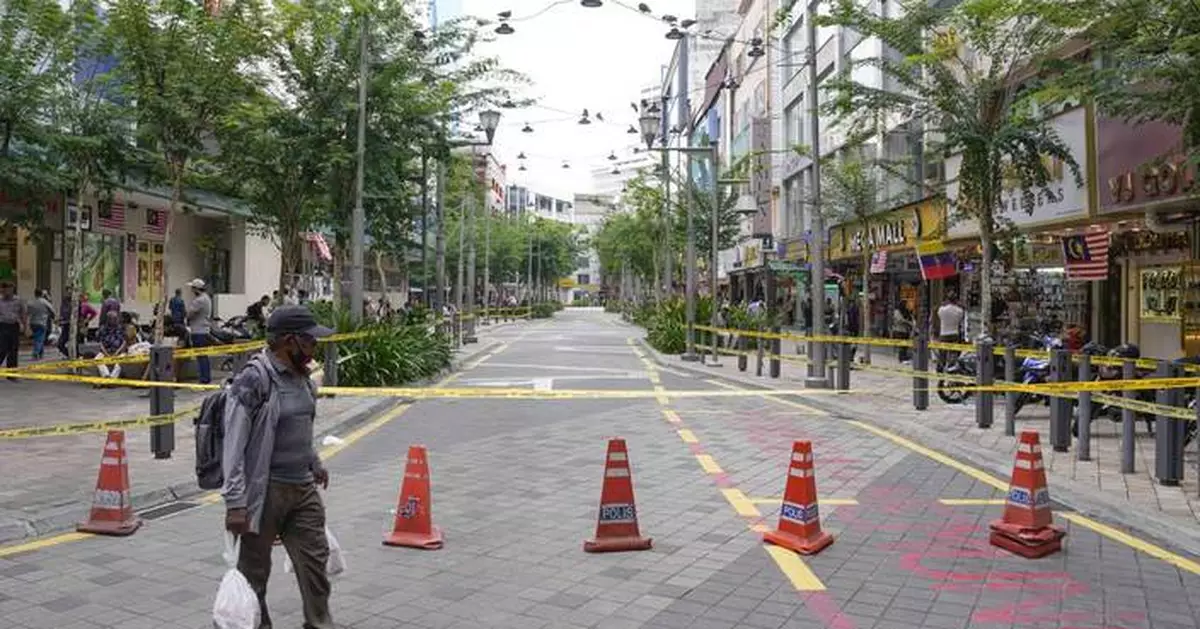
[481,362,635,374]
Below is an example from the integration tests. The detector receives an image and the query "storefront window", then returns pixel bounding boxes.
[203,247,230,294]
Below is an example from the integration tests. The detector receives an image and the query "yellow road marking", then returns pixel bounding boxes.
[721,488,762,517]
[938,498,1005,506]
[662,409,682,424]
[1060,512,1200,576]
[654,385,669,406]
[763,545,826,591]
[0,532,94,558]
[677,429,699,444]
[319,402,411,460]
[696,454,723,474]
[846,420,1009,491]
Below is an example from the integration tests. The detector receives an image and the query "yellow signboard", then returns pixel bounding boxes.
[828,199,946,261]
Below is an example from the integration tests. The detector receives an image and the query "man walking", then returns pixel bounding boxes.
[27,288,54,360]
[185,278,213,384]
[934,291,967,370]
[223,305,335,629]
[0,280,27,373]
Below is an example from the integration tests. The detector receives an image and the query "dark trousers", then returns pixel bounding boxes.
[0,322,19,369]
[894,332,911,362]
[239,482,332,629]
[190,333,211,384]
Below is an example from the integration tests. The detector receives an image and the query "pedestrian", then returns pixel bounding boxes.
[892,300,914,363]
[100,288,121,321]
[246,295,270,336]
[27,288,55,360]
[185,278,213,384]
[0,279,27,373]
[170,288,186,326]
[222,304,335,629]
[933,290,967,370]
[95,310,126,382]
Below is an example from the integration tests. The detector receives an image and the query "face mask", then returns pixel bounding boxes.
[289,337,314,372]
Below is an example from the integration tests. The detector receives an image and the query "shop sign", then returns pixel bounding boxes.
[1097,117,1195,214]
[1112,230,1189,256]
[1013,241,1063,268]
[945,107,1089,237]
[778,236,809,262]
[827,198,946,260]
[1140,266,1181,323]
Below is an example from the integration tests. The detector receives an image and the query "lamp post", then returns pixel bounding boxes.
[439,110,500,329]
[463,110,500,342]
[642,107,737,363]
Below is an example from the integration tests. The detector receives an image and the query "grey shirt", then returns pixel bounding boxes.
[0,295,26,325]
[268,355,318,484]
[187,292,212,335]
[27,297,53,327]
[221,352,324,534]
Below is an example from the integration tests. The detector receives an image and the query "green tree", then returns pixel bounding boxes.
[106,0,264,338]
[1057,1,1200,153]
[0,0,72,227]
[213,0,354,292]
[819,0,1084,331]
[46,0,136,358]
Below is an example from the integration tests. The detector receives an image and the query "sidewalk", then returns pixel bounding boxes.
[638,326,1200,557]
[0,320,521,545]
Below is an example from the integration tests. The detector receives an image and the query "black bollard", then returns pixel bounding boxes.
[149,345,175,460]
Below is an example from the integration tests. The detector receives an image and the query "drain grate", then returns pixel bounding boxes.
[139,501,200,521]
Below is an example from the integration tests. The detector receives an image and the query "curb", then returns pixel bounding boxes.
[0,324,514,547]
[635,337,1200,559]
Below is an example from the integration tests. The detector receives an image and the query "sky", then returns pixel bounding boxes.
[459,0,694,199]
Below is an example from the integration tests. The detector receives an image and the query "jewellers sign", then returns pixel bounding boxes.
[945,107,1089,238]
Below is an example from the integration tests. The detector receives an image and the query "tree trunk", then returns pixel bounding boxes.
[979,219,993,338]
[375,250,388,310]
[154,168,185,343]
[68,184,85,361]
[861,250,871,364]
[332,248,343,306]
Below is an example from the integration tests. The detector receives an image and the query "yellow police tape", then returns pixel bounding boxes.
[0,406,201,440]
[0,332,369,374]
[692,324,1198,373]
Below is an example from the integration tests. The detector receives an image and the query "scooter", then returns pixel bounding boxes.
[1071,343,1158,437]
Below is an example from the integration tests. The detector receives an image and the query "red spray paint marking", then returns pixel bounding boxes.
[802,592,857,629]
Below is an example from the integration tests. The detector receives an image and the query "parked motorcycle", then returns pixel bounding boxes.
[209,316,254,371]
[1070,343,1158,437]
[1009,335,1066,417]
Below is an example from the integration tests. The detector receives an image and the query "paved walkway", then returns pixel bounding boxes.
[0,321,517,545]
[0,310,1196,629]
[646,330,1200,555]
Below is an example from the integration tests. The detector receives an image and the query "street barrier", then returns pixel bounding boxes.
[77,430,142,537]
[762,440,833,555]
[584,438,652,553]
[989,430,1064,559]
[382,444,443,550]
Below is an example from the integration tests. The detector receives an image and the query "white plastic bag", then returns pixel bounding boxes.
[325,527,346,577]
[213,533,260,629]
[281,527,346,578]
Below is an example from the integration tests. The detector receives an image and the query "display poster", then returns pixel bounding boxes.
[76,233,122,303]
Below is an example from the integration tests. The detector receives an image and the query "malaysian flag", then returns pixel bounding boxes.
[145,208,167,236]
[1062,228,1110,281]
[97,201,125,230]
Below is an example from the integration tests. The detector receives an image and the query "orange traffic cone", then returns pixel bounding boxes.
[77,430,142,536]
[990,430,1065,558]
[382,445,443,550]
[584,438,652,553]
[762,440,833,555]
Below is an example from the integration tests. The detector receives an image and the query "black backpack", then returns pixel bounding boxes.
[194,357,272,490]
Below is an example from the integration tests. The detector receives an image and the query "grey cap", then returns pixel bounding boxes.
[266,305,334,338]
